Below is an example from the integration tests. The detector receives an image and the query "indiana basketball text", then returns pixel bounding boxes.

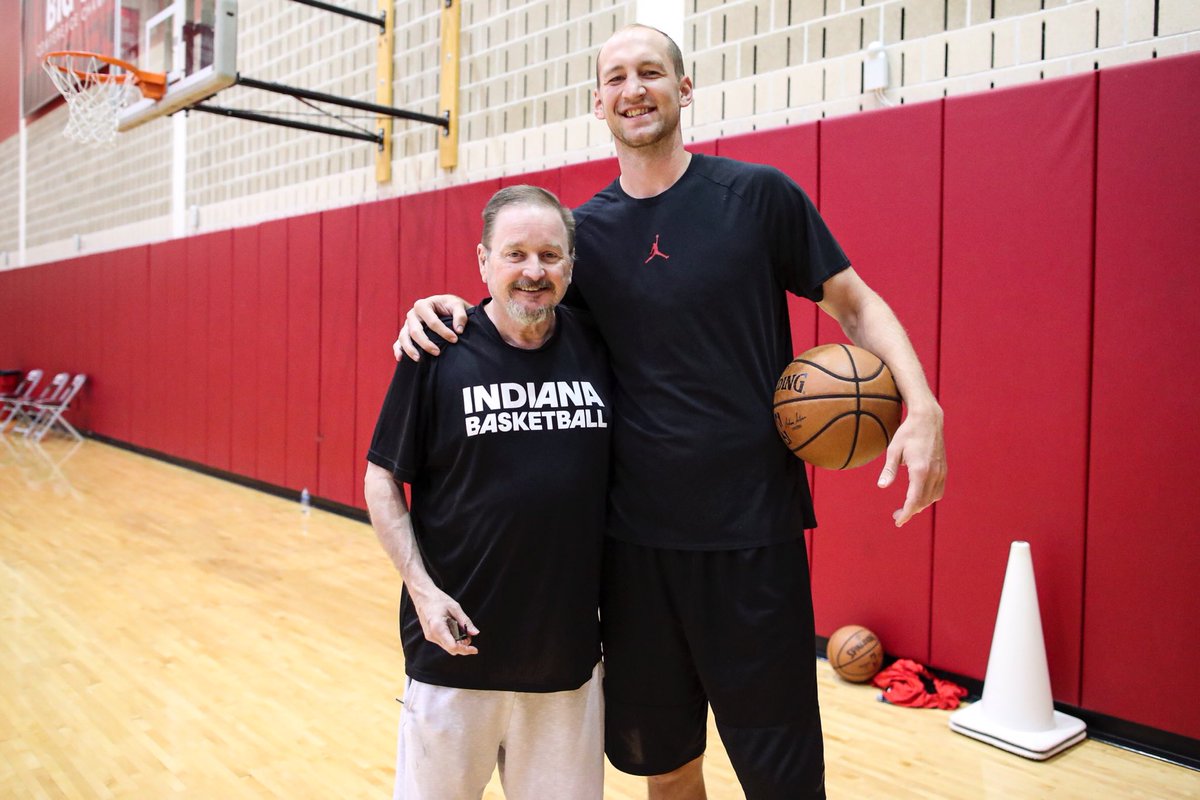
[462,380,607,437]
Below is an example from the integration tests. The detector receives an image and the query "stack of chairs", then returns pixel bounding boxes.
[0,371,88,442]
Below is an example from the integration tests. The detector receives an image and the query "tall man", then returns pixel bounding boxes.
[394,26,946,800]
[366,186,612,799]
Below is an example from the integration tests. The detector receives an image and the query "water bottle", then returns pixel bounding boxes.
[300,487,311,513]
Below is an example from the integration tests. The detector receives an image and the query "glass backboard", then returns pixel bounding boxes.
[116,0,238,131]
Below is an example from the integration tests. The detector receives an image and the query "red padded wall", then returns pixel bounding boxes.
[811,101,943,659]
[85,254,111,436]
[21,268,41,368]
[40,264,67,377]
[25,267,43,369]
[147,240,187,456]
[42,261,76,406]
[285,214,322,494]
[166,244,190,457]
[557,158,618,208]
[355,199,401,509]
[500,168,561,195]
[1085,53,1200,739]
[50,260,79,429]
[398,190,446,313]
[204,232,233,470]
[444,180,500,303]
[182,237,210,464]
[0,272,11,373]
[83,255,106,434]
[124,248,152,449]
[91,253,122,439]
[4,270,19,363]
[0,270,19,367]
[256,220,290,487]
[229,226,260,477]
[34,262,58,381]
[36,264,63,376]
[935,76,1096,703]
[72,256,101,434]
[19,266,44,373]
[714,127,815,197]
[318,206,358,505]
[59,260,81,430]
[46,264,66,373]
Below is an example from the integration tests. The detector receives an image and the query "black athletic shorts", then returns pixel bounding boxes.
[600,537,826,800]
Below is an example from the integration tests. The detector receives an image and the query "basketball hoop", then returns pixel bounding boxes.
[42,51,168,144]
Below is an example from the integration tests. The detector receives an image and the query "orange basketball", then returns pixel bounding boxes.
[772,344,902,469]
[826,624,884,683]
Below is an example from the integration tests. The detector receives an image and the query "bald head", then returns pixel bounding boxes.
[596,24,686,87]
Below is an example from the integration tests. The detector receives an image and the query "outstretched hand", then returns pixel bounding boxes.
[877,407,946,527]
[393,295,471,361]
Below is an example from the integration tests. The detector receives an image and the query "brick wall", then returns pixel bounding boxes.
[681,0,1200,139]
[22,111,171,252]
[4,0,1198,266]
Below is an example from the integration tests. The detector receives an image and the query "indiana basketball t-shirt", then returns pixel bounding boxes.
[570,153,850,550]
[367,302,612,692]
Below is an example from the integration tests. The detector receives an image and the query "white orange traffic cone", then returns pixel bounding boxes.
[948,541,1086,760]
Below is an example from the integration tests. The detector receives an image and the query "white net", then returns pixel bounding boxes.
[42,55,142,145]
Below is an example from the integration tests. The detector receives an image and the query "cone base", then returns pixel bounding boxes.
[949,702,1087,761]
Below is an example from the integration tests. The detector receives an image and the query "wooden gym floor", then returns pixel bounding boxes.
[2,437,1196,799]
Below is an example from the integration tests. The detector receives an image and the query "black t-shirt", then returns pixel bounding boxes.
[570,153,850,550]
[367,302,612,691]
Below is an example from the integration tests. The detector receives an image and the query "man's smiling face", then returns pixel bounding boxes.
[477,203,573,327]
[593,27,693,151]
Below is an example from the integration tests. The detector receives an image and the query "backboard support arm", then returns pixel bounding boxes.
[234,76,449,129]
[190,103,385,146]
[288,0,386,30]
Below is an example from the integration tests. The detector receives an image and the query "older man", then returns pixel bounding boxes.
[364,185,611,800]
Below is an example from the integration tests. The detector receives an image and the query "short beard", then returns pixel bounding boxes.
[506,298,555,326]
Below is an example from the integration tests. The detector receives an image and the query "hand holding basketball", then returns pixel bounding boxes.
[773,342,946,526]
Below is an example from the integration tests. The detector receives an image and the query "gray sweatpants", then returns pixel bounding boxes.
[393,663,604,800]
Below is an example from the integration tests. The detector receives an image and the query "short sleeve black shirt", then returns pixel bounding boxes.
[367,302,612,691]
[571,154,850,549]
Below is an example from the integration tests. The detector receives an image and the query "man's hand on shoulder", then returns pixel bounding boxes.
[394,295,472,361]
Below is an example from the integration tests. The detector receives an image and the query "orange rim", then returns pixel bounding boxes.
[43,50,168,100]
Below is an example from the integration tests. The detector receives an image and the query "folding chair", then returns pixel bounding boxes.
[2,372,69,434]
[20,373,88,442]
[0,369,43,427]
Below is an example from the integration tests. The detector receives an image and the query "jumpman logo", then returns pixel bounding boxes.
[644,234,670,264]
